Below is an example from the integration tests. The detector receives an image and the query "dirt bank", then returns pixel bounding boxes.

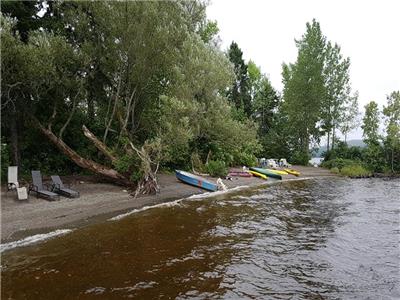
[1,166,334,243]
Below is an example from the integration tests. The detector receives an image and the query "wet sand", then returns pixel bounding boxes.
[1,166,334,243]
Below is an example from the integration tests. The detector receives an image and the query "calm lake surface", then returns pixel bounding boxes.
[2,178,399,299]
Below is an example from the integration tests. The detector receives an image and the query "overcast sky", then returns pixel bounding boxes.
[207,0,400,140]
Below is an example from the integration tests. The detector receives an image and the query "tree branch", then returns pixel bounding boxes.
[82,125,117,163]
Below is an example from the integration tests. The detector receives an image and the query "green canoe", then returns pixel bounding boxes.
[249,167,282,180]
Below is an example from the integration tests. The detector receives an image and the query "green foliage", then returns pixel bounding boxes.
[383,91,400,172]
[291,151,311,166]
[113,154,143,182]
[323,158,371,177]
[340,165,371,177]
[1,143,10,182]
[282,19,326,158]
[323,141,363,161]
[206,160,228,177]
[361,142,385,173]
[321,158,360,170]
[362,101,380,145]
[330,167,340,174]
[227,41,252,117]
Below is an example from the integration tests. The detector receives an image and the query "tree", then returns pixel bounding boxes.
[383,91,400,172]
[362,101,380,145]
[321,42,351,150]
[340,91,360,143]
[227,41,252,118]
[282,19,326,164]
[362,101,384,172]
[1,1,260,193]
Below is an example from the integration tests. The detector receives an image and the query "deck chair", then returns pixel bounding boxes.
[51,175,80,198]
[8,166,19,191]
[29,171,60,201]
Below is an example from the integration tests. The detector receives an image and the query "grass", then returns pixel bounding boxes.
[340,164,371,177]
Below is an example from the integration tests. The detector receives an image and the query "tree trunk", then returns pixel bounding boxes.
[87,98,95,122]
[332,127,336,150]
[391,147,394,173]
[327,131,330,152]
[82,125,117,163]
[9,110,20,167]
[35,120,131,186]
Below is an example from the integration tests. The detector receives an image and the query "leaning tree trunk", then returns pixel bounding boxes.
[84,125,160,195]
[35,120,131,186]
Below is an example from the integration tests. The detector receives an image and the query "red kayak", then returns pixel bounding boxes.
[228,171,252,177]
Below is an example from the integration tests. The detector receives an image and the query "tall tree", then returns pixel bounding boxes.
[227,41,252,117]
[322,42,351,150]
[282,19,326,164]
[340,91,360,143]
[383,91,400,172]
[362,101,380,145]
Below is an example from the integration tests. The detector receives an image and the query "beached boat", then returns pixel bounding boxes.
[248,170,268,180]
[228,171,253,177]
[284,169,300,176]
[175,170,218,192]
[249,167,282,180]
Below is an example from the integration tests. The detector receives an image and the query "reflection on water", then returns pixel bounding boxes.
[2,178,400,299]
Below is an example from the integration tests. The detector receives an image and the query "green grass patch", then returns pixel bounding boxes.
[330,167,340,174]
[340,165,371,177]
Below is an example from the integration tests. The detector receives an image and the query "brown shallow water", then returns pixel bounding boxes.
[1,178,399,299]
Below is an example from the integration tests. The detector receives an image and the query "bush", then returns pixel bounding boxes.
[330,167,340,174]
[206,160,228,177]
[291,151,310,166]
[340,165,371,177]
[113,154,143,182]
[233,151,257,167]
[1,142,10,182]
[321,158,360,170]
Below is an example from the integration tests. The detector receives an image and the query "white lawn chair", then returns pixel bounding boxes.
[7,166,19,191]
[267,159,279,169]
[280,158,291,167]
[8,166,28,200]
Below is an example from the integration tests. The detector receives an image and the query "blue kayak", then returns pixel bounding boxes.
[175,170,218,192]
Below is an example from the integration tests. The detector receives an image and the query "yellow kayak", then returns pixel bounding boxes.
[266,168,288,175]
[248,170,268,180]
[284,169,300,176]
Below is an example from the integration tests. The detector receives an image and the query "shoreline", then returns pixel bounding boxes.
[1,166,335,245]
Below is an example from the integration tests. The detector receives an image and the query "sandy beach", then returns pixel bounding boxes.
[1,166,334,243]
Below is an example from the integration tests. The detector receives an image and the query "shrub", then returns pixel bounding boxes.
[330,167,340,174]
[206,160,228,177]
[113,154,143,182]
[1,142,10,182]
[321,158,359,170]
[291,151,310,166]
[340,165,371,177]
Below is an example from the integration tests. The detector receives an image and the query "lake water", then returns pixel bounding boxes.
[1,178,399,299]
